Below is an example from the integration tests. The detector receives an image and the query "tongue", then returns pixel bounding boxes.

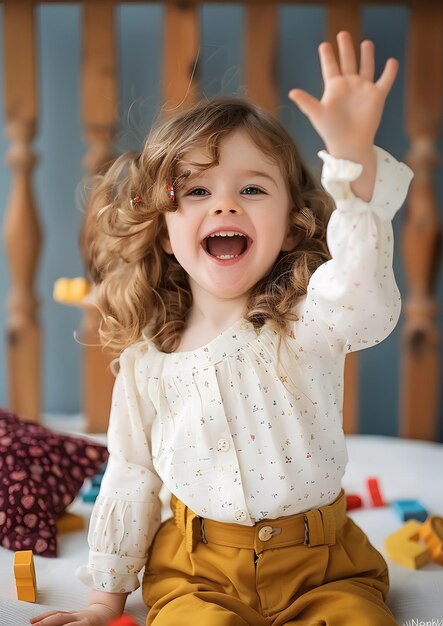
[207,235,247,257]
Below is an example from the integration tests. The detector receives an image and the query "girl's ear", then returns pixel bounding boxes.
[159,221,174,254]
[281,226,299,252]
[281,233,296,252]
[161,234,174,255]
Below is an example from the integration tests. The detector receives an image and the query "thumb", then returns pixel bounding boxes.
[288,88,321,120]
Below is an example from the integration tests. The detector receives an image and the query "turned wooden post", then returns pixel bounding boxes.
[245,2,278,112]
[81,1,118,432]
[327,3,361,435]
[163,1,199,110]
[2,1,42,421]
[400,2,442,440]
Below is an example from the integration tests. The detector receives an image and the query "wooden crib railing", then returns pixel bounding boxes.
[2,1,442,438]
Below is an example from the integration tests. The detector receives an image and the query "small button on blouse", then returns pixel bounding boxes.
[217,438,230,452]
[234,510,248,522]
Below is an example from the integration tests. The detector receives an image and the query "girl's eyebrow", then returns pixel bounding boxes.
[241,169,277,186]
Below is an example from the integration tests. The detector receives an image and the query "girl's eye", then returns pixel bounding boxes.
[187,187,209,196]
[185,186,265,197]
[242,186,265,195]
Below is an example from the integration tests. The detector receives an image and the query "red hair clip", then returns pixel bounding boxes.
[130,195,142,208]
[165,184,175,203]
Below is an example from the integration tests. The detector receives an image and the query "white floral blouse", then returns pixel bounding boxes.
[76,146,413,593]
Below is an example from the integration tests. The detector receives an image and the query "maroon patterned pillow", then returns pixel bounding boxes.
[0,408,108,557]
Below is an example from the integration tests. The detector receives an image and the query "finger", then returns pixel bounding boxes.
[376,57,399,95]
[318,42,340,82]
[288,89,322,120]
[359,40,375,81]
[30,611,65,622]
[29,611,76,626]
[337,31,357,75]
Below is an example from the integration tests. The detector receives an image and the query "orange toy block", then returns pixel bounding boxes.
[56,512,85,533]
[53,277,91,306]
[14,550,37,602]
[419,515,443,565]
[385,520,431,569]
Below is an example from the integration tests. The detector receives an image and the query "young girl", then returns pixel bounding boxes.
[32,32,412,626]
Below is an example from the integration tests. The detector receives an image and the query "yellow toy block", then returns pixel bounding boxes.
[419,515,443,565]
[14,550,37,602]
[53,277,91,306]
[56,512,85,533]
[385,520,431,569]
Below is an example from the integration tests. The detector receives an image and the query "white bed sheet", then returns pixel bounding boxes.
[1,430,443,625]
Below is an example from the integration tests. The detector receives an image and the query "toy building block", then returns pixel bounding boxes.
[82,463,107,502]
[385,519,431,569]
[14,550,37,602]
[91,472,105,487]
[392,499,428,523]
[346,494,363,511]
[419,515,443,565]
[109,615,139,626]
[53,277,91,306]
[366,477,386,507]
[82,484,101,503]
[56,512,85,533]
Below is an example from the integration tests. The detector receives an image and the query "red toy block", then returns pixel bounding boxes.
[346,494,363,511]
[109,616,138,626]
[366,477,386,507]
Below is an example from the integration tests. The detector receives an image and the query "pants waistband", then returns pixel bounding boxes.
[170,490,347,553]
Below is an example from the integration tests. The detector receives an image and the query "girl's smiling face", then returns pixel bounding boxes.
[162,129,294,307]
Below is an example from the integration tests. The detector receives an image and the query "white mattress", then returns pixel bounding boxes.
[1,431,443,625]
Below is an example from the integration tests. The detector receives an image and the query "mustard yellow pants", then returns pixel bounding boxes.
[142,491,397,625]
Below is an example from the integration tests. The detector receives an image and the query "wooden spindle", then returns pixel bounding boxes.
[327,1,361,50]
[401,2,442,440]
[81,1,118,432]
[327,3,361,435]
[245,2,278,112]
[163,1,199,110]
[2,1,41,421]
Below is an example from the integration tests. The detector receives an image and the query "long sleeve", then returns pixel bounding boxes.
[297,146,413,355]
[76,345,162,593]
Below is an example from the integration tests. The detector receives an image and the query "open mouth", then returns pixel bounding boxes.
[202,231,252,261]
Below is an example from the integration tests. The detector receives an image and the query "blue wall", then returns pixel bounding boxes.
[0,4,442,435]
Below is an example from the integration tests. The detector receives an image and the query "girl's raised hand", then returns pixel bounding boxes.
[288,31,398,156]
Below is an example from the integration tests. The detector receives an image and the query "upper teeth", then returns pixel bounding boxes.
[208,231,246,237]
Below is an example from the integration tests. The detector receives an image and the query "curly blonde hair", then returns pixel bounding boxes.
[83,96,335,354]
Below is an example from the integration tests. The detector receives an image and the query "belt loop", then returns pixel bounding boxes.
[185,511,194,553]
[319,503,337,546]
[185,509,202,553]
[200,518,208,544]
[174,499,186,536]
[304,509,325,547]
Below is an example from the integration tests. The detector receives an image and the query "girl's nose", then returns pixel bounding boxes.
[209,202,243,216]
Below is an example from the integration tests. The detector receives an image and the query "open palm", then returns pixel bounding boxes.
[289,31,399,154]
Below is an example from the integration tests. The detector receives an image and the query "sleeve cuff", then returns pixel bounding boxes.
[318,146,414,221]
[317,149,363,184]
[76,551,147,593]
